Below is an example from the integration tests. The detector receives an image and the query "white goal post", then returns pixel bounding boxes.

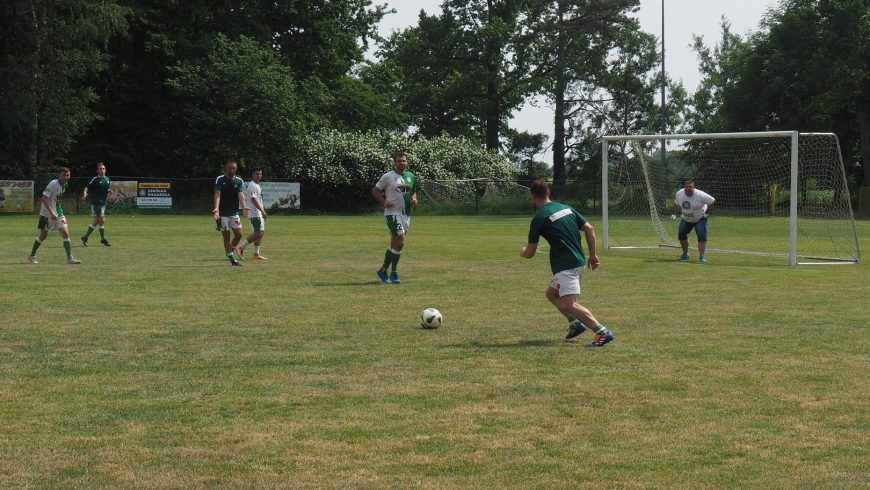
[602,131,860,265]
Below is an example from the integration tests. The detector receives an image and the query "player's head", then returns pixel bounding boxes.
[530,180,550,206]
[393,152,408,172]
[684,180,695,195]
[58,167,71,184]
[225,159,238,177]
[96,162,106,176]
[251,166,263,182]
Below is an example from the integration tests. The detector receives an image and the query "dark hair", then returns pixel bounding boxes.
[393,152,407,160]
[530,180,549,199]
[225,159,237,166]
[252,166,263,173]
[684,180,695,186]
[59,167,71,174]
[96,162,105,168]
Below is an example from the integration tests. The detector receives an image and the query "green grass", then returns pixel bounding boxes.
[1,214,869,489]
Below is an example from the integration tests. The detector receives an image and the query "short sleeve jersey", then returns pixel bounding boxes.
[86,176,111,206]
[245,180,263,219]
[40,179,67,218]
[528,201,588,274]
[675,188,715,223]
[376,170,417,216]
[214,174,245,217]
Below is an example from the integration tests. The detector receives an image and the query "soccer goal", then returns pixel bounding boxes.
[602,131,860,265]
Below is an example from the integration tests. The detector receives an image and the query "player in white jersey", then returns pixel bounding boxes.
[671,180,716,262]
[236,166,268,260]
[28,167,81,264]
[372,152,417,284]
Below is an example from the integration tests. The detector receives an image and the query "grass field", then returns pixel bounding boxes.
[1,214,868,489]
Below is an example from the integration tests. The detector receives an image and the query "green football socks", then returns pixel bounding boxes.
[30,239,42,256]
[381,249,392,272]
[390,250,401,273]
[63,240,72,259]
[84,225,94,238]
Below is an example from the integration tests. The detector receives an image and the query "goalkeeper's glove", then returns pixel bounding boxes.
[702,209,711,219]
[670,212,678,221]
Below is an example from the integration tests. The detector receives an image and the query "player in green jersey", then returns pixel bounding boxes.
[520,180,614,347]
[213,159,248,266]
[28,167,81,264]
[372,152,417,284]
[81,162,113,246]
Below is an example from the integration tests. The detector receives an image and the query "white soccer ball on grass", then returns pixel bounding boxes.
[420,308,442,329]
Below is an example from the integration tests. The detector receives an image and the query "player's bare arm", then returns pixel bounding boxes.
[372,186,392,208]
[213,190,221,219]
[42,195,58,220]
[520,243,538,259]
[238,192,248,218]
[582,223,599,270]
[252,196,267,218]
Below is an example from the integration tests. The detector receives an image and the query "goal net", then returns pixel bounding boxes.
[602,131,860,265]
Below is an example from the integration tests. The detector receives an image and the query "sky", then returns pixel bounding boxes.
[373,0,777,157]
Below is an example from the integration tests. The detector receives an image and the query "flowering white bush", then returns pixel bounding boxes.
[282,129,516,212]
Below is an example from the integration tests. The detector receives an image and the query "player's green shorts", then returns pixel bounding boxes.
[384,214,410,237]
[249,217,264,232]
[91,204,106,217]
[38,215,67,231]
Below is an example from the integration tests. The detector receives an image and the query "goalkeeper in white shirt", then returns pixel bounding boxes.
[671,180,715,263]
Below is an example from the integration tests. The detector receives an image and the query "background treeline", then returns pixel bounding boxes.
[1,0,868,204]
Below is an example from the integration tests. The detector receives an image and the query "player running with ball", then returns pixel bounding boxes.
[520,180,614,347]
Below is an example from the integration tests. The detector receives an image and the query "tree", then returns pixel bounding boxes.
[72,0,389,177]
[526,0,639,189]
[0,0,127,177]
[689,2,870,189]
[378,0,535,151]
[164,34,321,177]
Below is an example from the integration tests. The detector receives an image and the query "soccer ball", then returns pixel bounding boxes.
[420,308,442,329]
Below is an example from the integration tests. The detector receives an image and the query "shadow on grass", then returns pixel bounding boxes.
[451,339,561,348]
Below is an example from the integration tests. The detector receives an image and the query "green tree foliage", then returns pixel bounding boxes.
[377,0,534,151]
[0,0,127,177]
[525,0,639,188]
[164,34,322,177]
[689,2,870,188]
[71,0,389,178]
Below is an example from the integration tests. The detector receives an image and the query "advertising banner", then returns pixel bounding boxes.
[108,181,138,210]
[257,182,301,210]
[137,182,172,209]
[0,180,35,213]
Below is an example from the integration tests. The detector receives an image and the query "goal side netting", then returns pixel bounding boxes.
[602,131,860,265]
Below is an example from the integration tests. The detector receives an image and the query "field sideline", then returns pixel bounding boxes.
[1,214,868,489]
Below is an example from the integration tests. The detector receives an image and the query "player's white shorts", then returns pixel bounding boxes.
[38,215,68,231]
[249,217,265,232]
[385,214,410,237]
[216,215,243,231]
[549,266,585,297]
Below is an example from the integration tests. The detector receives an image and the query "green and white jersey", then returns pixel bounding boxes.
[214,174,244,217]
[376,170,417,216]
[528,201,588,274]
[86,175,111,206]
[244,180,263,219]
[40,179,67,218]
